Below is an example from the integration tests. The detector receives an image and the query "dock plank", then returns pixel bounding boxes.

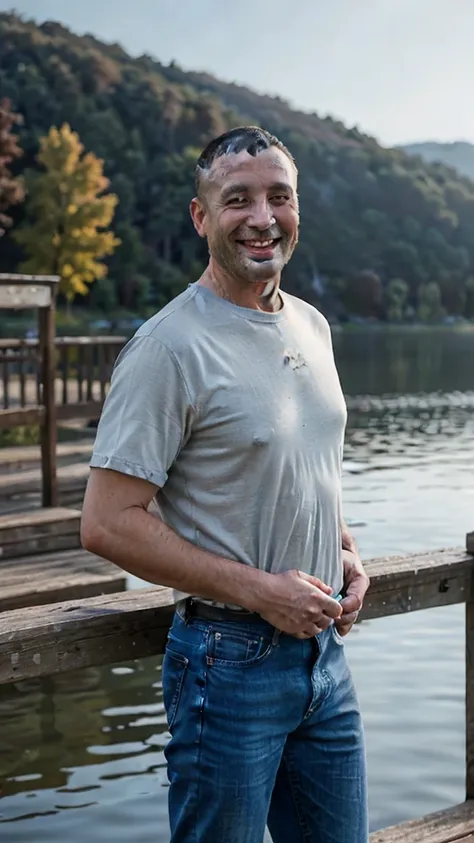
[370,801,474,842]
[0,547,126,613]
[0,441,93,472]
[0,461,90,501]
[0,507,81,558]
[0,545,471,685]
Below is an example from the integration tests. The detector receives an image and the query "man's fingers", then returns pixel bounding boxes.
[300,572,333,595]
[337,610,359,627]
[340,593,362,614]
[334,622,352,637]
[316,592,343,619]
[295,624,323,639]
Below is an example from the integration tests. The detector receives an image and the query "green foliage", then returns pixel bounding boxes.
[0,425,39,448]
[386,278,409,322]
[1,12,474,321]
[417,282,446,323]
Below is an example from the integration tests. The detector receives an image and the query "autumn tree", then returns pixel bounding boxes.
[15,123,120,303]
[0,98,25,237]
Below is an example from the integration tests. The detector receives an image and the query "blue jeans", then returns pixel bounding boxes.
[162,608,368,843]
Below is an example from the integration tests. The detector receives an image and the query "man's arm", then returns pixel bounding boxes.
[341,517,358,556]
[81,467,342,639]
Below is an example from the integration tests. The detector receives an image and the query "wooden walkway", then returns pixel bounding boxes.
[0,507,126,611]
[0,547,126,612]
[0,461,90,507]
[0,440,93,471]
[371,801,474,841]
[0,441,93,513]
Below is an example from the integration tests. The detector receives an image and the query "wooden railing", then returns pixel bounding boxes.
[0,336,126,423]
[1,536,474,839]
[0,274,59,505]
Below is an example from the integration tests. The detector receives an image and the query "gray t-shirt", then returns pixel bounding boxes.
[90,283,347,599]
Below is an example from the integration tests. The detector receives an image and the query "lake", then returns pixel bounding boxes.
[1,326,474,840]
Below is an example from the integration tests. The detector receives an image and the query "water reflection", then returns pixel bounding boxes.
[333,326,474,396]
[1,328,473,840]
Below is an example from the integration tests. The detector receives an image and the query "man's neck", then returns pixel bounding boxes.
[199,263,282,313]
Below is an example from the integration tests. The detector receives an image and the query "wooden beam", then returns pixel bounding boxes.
[362,548,474,620]
[0,507,81,559]
[56,400,104,421]
[0,274,60,285]
[38,298,57,506]
[0,461,89,500]
[0,406,44,428]
[0,547,471,685]
[0,586,174,683]
[0,440,92,469]
[0,547,127,613]
[370,800,474,841]
[0,284,52,309]
[468,591,474,801]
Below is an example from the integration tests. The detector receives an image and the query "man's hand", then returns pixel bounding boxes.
[256,569,343,639]
[335,550,370,637]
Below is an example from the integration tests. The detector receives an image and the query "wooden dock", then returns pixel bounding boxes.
[0,547,126,612]
[0,440,93,471]
[0,507,126,612]
[0,539,473,840]
[0,460,90,508]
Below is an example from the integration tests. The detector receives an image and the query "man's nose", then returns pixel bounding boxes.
[247,200,275,231]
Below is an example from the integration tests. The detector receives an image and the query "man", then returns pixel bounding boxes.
[81,125,370,843]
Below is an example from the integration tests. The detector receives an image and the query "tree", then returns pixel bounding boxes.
[386,278,409,322]
[15,123,120,303]
[342,270,383,318]
[0,98,25,237]
[465,277,474,319]
[417,282,445,323]
[6,12,474,318]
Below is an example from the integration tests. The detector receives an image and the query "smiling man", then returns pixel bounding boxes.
[81,126,370,843]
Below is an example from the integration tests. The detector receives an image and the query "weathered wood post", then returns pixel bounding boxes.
[466,530,474,799]
[38,278,59,507]
[0,274,60,507]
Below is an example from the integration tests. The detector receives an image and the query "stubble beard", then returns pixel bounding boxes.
[210,232,296,288]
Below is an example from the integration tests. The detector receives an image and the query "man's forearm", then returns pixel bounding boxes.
[341,517,358,555]
[83,505,273,612]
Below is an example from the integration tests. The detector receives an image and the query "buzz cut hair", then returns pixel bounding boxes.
[195,126,296,197]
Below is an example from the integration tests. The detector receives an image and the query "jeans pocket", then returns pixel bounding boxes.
[162,648,189,729]
[331,622,345,645]
[207,628,274,668]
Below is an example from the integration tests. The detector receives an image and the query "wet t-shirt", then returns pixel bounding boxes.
[90,283,347,600]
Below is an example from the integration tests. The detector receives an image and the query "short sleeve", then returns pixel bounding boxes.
[89,335,194,487]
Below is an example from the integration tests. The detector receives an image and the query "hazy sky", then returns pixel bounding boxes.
[2,0,474,147]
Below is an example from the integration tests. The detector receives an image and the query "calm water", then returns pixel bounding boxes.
[1,326,474,840]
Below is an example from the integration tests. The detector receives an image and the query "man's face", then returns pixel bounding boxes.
[192,147,299,284]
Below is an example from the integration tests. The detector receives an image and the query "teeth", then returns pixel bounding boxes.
[246,240,273,248]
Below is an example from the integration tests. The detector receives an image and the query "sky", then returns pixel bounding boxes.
[1,0,474,147]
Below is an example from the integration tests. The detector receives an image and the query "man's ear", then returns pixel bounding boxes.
[190,197,207,238]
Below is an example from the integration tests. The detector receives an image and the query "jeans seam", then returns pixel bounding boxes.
[168,624,209,843]
[281,753,312,842]
[194,634,209,843]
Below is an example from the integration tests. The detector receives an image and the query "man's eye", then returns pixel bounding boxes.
[271,194,289,205]
[227,197,247,206]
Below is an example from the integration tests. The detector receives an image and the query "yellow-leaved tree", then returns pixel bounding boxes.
[16,123,120,303]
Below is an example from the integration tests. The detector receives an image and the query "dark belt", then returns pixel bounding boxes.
[185,597,262,623]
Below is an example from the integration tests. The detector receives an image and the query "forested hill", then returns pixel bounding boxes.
[402,142,474,182]
[1,11,474,321]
